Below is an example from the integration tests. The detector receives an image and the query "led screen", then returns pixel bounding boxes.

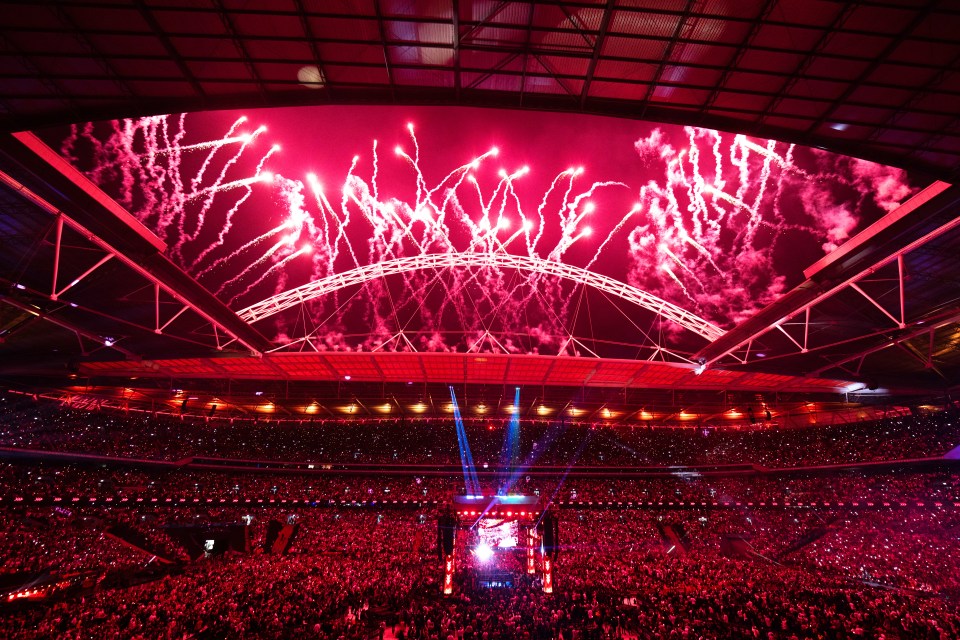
[477,518,518,550]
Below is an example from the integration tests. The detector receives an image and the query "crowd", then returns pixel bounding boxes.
[0,503,958,638]
[0,503,191,578]
[0,508,434,639]
[2,393,959,469]
[788,508,960,597]
[0,506,136,576]
[0,395,959,637]
[2,460,958,507]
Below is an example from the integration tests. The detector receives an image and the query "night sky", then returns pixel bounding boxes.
[45,106,923,357]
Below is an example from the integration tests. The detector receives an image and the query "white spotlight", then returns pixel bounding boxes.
[474,543,494,563]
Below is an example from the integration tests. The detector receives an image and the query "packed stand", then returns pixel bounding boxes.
[0,504,958,638]
[2,461,958,507]
[2,392,959,469]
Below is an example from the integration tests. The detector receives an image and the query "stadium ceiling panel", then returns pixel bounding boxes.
[0,1,957,179]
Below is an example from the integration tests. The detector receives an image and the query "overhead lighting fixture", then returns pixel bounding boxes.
[296,65,325,88]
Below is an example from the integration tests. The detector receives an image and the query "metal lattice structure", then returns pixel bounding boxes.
[0,131,272,361]
[696,181,960,384]
[238,252,726,342]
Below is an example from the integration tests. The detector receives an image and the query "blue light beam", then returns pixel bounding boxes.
[498,387,521,495]
[450,386,481,497]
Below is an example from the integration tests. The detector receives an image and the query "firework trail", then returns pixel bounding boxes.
[65,115,278,271]
[215,237,291,296]
[229,244,312,305]
[194,221,287,280]
[68,116,915,354]
[626,126,915,326]
[187,151,277,272]
[171,127,270,262]
[190,116,247,190]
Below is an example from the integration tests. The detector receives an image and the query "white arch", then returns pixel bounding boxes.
[237,253,726,341]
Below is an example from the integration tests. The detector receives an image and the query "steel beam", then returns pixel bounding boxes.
[238,252,725,342]
[696,181,960,366]
[0,293,140,359]
[0,132,272,356]
[811,308,960,378]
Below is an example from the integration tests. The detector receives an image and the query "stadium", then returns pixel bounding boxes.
[0,1,958,637]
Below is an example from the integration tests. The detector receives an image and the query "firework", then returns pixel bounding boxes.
[65,114,914,355]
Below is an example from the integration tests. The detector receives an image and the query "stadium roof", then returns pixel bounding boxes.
[0,0,957,180]
[0,1,959,401]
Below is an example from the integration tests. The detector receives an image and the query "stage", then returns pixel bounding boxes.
[439,495,558,594]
